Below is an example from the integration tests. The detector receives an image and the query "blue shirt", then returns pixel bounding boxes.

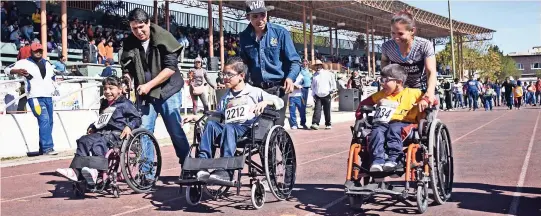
[53,61,66,73]
[300,68,312,88]
[101,66,113,77]
[467,80,479,92]
[239,22,301,86]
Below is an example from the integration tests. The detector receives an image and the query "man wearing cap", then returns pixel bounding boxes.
[120,8,189,177]
[189,57,215,114]
[8,42,58,155]
[239,0,301,126]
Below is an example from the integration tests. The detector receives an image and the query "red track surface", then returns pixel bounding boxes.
[2,107,541,216]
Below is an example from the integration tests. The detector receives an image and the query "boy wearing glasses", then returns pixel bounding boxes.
[183,57,284,183]
[354,64,428,172]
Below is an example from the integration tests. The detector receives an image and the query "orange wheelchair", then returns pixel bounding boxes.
[345,105,454,213]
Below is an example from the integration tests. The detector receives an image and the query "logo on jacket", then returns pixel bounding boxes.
[270,37,278,47]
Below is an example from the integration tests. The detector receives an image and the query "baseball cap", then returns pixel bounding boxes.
[245,0,271,14]
[30,42,43,52]
[195,57,202,62]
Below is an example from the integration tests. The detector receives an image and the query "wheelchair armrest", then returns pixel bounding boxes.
[360,105,376,114]
[199,111,224,124]
[204,111,224,119]
[260,107,280,119]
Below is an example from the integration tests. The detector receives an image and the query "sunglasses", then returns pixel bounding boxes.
[381,77,398,83]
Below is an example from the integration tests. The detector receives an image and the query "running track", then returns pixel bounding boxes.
[2,107,541,216]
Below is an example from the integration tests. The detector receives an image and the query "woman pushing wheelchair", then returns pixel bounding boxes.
[183,57,284,183]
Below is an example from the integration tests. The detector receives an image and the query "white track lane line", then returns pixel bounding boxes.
[1,132,348,180]
[507,110,540,215]
[303,111,510,216]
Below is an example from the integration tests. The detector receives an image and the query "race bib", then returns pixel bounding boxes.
[373,99,399,123]
[94,107,116,129]
[224,104,255,124]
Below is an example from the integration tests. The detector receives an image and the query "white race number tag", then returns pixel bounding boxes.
[373,99,398,123]
[94,107,116,129]
[224,105,254,124]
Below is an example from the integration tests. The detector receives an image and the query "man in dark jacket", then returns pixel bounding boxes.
[120,8,189,178]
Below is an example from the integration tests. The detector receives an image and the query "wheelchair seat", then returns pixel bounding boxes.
[401,124,420,145]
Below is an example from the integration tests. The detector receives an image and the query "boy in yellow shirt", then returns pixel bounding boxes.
[355,64,428,172]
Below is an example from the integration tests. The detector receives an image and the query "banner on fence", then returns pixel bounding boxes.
[52,83,83,110]
[0,82,22,112]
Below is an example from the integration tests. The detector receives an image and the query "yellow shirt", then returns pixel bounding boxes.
[514,86,523,97]
[370,88,422,123]
[32,13,41,24]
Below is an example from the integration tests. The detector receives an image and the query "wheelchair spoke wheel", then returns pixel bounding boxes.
[429,121,454,205]
[204,145,230,199]
[416,183,429,213]
[264,126,297,201]
[251,181,266,210]
[185,185,203,206]
[120,128,162,193]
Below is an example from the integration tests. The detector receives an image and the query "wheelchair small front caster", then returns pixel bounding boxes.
[73,182,86,198]
[251,181,266,209]
[185,185,203,206]
[416,183,429,213]
[112,186,120,198]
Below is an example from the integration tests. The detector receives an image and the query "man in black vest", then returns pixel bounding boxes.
[120,8,189,180]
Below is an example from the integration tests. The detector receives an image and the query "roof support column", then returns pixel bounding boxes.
[448,0,456,79]
[165,0,170,31]
[303,5,307,60]
[365,20,371,77]
[335,29,338,57]
[40,0,47,58]
[329,27,333,57]
[208,0,214,58]
[219,0,224,70]
[61,0,67,59]
[458,36,465,79]
[310,9,314,64]
[371,18,376,76]
[153,1,158,24]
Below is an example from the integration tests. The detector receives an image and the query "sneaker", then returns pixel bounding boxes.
[291,126,298,130]
[44,150,58,155]
[56,168,78,181]
[370,163,383,172]
[310,124,319,130]
[301,125,309,130]
[81,167,99,185]
[196,170,210,182]
[325,125,332,130]
[209,170,232,183]
[383,161,398,171]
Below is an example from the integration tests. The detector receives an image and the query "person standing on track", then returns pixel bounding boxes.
[380,10,438,111]
[120,8,189,178]
[466,77,480,111]
[7,42,58,156]
[310,60,336,130]
[239,0,301,126]
[503,77,514,109]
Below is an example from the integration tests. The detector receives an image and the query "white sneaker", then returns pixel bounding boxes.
[383,161,398,171]
[196,170,210,182]
[370,164,383,172]
[81,167,99,185]
[325,125,332,130]
[56,168,78,181]
[291,126,298,130]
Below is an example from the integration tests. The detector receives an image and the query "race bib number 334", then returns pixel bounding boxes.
[373,100,398,123]
[225,105,254,123]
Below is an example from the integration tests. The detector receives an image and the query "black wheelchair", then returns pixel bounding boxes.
[178,109,297,209]
[344,105,454,213]
[72,128,162,198]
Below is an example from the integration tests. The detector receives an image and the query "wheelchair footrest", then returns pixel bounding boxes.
[182,156,245,171]
[345,181,404,196]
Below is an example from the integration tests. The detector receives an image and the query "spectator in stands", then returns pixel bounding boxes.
[120,8,189,176]
[9,27,21,48]
[100,58,115,77]
[189,57,215,115]
[17,41,31,60]
[53,55,67,75]
[310,60,336,130]
[1,2,6,23]
[32,8,40,30]
[105,40,114,63]
[97,38,106,64]
[8,43,58,155]
[239,0,301,126]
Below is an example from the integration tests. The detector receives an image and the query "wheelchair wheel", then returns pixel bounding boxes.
[203,145,230,199]
[72,182,86,198]
[264,125,297,201]
[348,195,365,211]
[185,184,203,206]
[251,181,266,210]
[120,128,162,194]
[428,120,454,205]
[416,183,429,213]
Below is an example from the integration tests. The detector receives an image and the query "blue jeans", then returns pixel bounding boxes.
[198,121,249,159]
[453,92,463,108]
[369,122,410,165]
[506,93,514,109]
[301,88,309,105]
[468,91,479,110]
[140,91,189,178]
[28,97,55,154]
[484,96,493,110]
[288,96,306,128]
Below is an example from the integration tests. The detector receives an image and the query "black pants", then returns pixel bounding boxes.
[312,94,332,126]
[444,91,453,110]
[261,86,288,126]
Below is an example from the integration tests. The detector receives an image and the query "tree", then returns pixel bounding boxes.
[498,56,520,80]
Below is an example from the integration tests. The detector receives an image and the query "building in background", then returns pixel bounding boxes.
[508,46,541,79]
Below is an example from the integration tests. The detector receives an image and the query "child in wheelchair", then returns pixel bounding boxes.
[56,76,142,185]
[183,57,284,183]
[355,64,428,172]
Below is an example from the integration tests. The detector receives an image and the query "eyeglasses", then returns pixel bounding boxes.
[222,72,240,79]
[380,77,398,83]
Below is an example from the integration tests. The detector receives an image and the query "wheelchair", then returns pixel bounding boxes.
[344,104,454,214]
[72,128,162,198]
[177,109,297,209]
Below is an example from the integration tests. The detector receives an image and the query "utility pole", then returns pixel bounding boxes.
[448,0,457,79]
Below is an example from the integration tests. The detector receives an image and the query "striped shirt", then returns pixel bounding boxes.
[381,37,435,91]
